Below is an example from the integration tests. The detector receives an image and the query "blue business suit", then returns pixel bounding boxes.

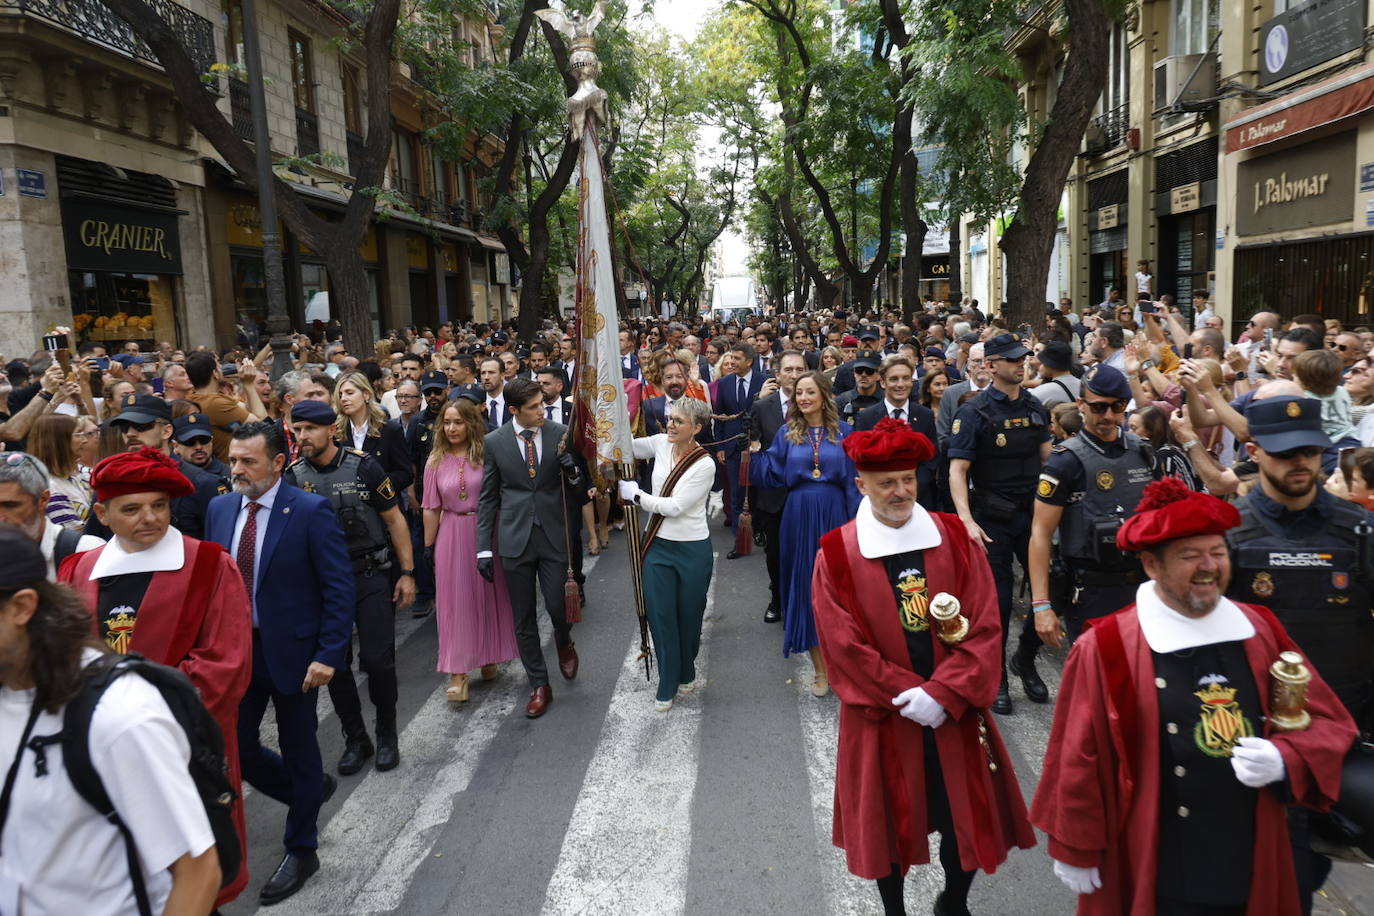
[206,481,355,853]
[714,370,771,529]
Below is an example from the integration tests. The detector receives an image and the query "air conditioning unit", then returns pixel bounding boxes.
[1083,124,1109,156]
[1154,54,1217,112]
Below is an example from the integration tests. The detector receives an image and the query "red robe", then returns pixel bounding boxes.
[60,535,254,906]
[1031,601,1356,915]
[811,513,1036,880]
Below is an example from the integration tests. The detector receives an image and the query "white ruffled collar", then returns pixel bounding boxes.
[89,527,184,580]
[1134,580,1254,653]
[855,496,942,558]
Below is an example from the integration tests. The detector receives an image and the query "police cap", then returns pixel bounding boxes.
[984,333,1030,361]
[420,370,449,393]
[171,412,213,443]
[291,399,337,426]
[111,393,171,426]
[1082,364,1132,400]
[1246,396,1330,453]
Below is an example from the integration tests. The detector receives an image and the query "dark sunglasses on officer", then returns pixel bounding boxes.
[1080,397,1128,415]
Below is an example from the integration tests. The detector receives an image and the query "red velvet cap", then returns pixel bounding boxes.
[843,417,936,471]
[1116,477,1239,552]
[91,447,195,503]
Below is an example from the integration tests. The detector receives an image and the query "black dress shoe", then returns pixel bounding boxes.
[1009,653,1049,703]
[410,600,434,619]
[726,549,743,560]
[375,741,400,772]
[321,773,337,804]
[337,735,374,776]
[764,603,781,623]
[259,850,320,905]
[933,890,973,916]
[991,673,1013,715]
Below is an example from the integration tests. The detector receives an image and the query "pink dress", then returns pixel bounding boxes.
[423,454,518,674]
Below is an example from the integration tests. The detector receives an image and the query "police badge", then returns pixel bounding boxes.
[1095,470,1114,490]
[1251,571,1275,598]
[995,433,1007,447]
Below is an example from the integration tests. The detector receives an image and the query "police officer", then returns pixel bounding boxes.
[947,332,1050,715]
[835,348,883,425]
[1028,365,1156,680]
[1228,394,1374,913]
[286,399,417,775]
[171,412,231,484]
[104,393,222,539]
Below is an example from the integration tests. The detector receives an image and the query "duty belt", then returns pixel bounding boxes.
[1071,564,1144,588]
[353,547,393,576]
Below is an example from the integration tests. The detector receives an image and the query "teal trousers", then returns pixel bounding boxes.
[642,537,714,702]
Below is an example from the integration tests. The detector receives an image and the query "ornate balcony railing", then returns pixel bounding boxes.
[295,107,319,158]
[229,78,253,141]
[0,0,215,77]
[1086,103,1129,155]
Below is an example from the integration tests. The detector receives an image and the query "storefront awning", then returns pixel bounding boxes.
[476,235,506,252]
[1225,63,1374,153]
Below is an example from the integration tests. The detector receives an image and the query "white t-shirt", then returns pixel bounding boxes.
[0,650,214,916]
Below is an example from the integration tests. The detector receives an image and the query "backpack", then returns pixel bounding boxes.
[54,653,241,916]
[51,526,82,569]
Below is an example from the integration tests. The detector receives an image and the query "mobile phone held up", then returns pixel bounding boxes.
[42,332,71,375]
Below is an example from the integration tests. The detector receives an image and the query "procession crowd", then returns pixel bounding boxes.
[2,286,1374,915]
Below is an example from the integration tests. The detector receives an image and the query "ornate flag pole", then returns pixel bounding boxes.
[537,1,652,678]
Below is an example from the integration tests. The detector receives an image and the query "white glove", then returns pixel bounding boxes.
[617,480,642,503]
[1231,736,1286,788]
[1053,860,1102,895]
[892,686,947,728]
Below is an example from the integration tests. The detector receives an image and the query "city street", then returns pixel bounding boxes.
[220,518,1374,916]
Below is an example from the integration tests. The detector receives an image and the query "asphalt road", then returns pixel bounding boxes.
[221,518,1374,916]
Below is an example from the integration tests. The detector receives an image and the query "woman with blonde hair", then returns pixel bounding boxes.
[333,370,413,492]
[26,413,92,530]
[749,370,860,696]
[71,415,100,483]
[423,396,518,701]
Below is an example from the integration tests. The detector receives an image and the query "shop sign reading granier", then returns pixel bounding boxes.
[61,199,183,274]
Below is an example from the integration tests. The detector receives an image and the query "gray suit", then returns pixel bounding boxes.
[477,420,572,686]
[937,379,989,440]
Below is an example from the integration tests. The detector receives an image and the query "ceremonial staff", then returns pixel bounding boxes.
[538,1,652,678]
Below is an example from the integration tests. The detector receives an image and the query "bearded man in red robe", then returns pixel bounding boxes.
[1032,477,1356,915]
[811,418,1035,916]
[59,447,254,906]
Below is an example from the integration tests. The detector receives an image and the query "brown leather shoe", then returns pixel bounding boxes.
[557,643,579,680]
[525,685,552,718]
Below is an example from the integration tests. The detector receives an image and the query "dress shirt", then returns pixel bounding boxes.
[629,435,715,541]
[231,477,282,624]
[486,393,506,425]
[885,398,910,420]
[544,400,567,424]
[351,423,368,451]
[779,395,790,421]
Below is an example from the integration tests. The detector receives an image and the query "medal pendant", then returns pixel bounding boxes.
[528,467,537,478]
[812,467,822,479]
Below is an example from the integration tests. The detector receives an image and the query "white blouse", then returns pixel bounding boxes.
[630,434,717,542]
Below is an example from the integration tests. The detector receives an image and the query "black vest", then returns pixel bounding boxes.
[970,390,1046,497]
[1227,496,1374,715]
[290,449,391,568]
[1059,432,1155,566]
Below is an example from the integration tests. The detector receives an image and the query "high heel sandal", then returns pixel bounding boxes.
[446,674,470,702]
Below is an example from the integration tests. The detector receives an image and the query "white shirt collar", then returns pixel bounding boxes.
[884,398,909,415]
[241,477,282,514]
[1134,580,1255,653]
[969,376,990,391]
[89,526,185,580]
[855,496,942,559]
[513,419,540,438]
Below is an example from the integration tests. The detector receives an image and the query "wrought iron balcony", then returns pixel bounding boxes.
[0,0,215,77]
[295,107,319,158]
[229,78,253,141]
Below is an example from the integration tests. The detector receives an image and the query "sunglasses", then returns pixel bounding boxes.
[0,452,44,473]
[853,367,877,375]
[1269,445,1323,461]
[1337,344,1352,351]
[179,436,212,447]
[119,420,158,433]
[1082,399,1129,415]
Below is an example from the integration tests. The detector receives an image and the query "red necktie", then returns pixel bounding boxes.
[238,501,260,598]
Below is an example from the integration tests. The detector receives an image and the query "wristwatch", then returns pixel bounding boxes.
[1234,371,1247,380]
[1139,359,1156,371]
[398,568,416,577]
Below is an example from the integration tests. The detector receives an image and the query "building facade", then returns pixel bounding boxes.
[0,0,510,359]
[961,0,1374,333]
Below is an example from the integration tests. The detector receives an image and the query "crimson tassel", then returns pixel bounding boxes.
[739,446,752,488]
[564,569,582,624]
[735,506,754,556]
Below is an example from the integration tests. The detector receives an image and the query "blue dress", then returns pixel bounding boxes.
[751,422,861,656]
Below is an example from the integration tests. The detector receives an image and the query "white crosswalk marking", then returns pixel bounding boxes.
[539,580,716,916]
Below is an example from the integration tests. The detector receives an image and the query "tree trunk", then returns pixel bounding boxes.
[898,107,926,325]
[998,0,1110,331]
[519,134,581,341]
[325,249,373,354]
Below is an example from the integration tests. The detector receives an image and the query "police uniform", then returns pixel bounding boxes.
[172,412,232,492]
[287,425,403,772]
[946,334,1048,711]
[836,349,883,425]
[1227,395,1374,910]
[1036,371,1156,637]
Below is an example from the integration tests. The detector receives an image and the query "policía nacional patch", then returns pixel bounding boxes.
[1252,571,1275,598]
[952,419,961,434]
[1095,469,1115,490]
